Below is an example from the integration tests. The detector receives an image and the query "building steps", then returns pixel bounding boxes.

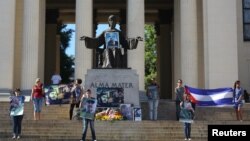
[0,101,249,141]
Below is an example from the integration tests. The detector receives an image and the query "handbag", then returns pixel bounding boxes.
[72,108,82,120]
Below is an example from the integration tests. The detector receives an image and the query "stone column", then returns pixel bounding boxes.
[127,0,145,91]
[44,10,59,85]
[180,0,198,87]
[55,35,61,73]
[158,24,172,99]
[75,0,93,81]
[173,0,181,94]
[158,10,173,99]
[0,0,16,91]
[21,0,45,91]
[203,0,238,88]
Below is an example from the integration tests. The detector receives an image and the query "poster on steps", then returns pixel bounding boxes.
[133,107,142,121]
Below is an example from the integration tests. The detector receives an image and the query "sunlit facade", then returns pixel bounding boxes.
[0,0,249,99]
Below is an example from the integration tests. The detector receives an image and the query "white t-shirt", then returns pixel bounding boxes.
[51,74,62,84]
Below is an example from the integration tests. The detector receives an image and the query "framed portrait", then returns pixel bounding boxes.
[120,104,133,120]
[243,0,250,8]
[133,108,142,121]
[105,32,120,48]
[96,87,124,107]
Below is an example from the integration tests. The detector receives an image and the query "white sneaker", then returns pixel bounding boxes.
[16,135,20,139]
[12,135,16,139]
[184,138,187,140]
[188,138,191,140]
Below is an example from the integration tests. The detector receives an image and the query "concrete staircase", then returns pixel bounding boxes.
[0,101,249,141]
[141,100,250,121]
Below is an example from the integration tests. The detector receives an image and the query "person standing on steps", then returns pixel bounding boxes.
[179,94,194,141]
[233,80,244,121]
[146,78,160,120]
[51,71,62,85]
[9,88,25,139]
[175,79,185,121]
[30,78,44,120]
[79,89,97,141]
[69,78,84,120]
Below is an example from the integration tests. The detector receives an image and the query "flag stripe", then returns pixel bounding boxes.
[185,85,234,107]
[190,91,233,101]
[195,98,233,106]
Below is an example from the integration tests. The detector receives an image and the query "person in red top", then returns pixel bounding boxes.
[30,78,44,120]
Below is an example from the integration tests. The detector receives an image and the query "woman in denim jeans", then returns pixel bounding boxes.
[146,78,160,120]
[30,78,44,120]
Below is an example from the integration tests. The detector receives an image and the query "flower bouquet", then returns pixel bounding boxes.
[95,108,123,121]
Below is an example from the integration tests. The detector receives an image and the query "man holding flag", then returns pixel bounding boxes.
[175,79,185,121]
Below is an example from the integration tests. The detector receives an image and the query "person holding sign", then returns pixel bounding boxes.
[69,78,84,120]
[79,89,97,141]
[9,88,25,139]
[179,94,195,140]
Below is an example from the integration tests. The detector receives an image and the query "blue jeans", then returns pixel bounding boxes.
[184,122,191,139]
[82,119,96,141]
[148,99,159,120]
[12,115,23,135]
[33,98,43,112]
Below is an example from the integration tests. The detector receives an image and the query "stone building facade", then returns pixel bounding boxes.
[0,0,249,99]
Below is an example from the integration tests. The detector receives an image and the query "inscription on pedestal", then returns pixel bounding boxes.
[85,69,140,107]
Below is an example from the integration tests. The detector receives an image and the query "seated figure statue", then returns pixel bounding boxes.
[80,15,143,68]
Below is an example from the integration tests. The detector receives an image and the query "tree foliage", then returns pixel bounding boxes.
[58,24,75,83]
[144,24,157,88]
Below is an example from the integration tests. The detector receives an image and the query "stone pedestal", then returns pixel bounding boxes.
[85,69,140,107]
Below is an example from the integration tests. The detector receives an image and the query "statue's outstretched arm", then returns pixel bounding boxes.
[136,36,143,41]
[80,36,90,40]
[80,34,104,49]
[126,36,143,49]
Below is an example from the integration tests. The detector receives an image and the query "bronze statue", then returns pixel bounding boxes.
[80,15,143,68]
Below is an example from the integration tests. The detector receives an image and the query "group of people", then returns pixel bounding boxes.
[175,79,245,140]
[146,78,245,140]
[145,78,194,140]
[174,79,195,140]
[9,77,97,141]
[9,74,246,141]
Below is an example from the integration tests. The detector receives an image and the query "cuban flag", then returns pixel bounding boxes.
[184,85,234,107]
